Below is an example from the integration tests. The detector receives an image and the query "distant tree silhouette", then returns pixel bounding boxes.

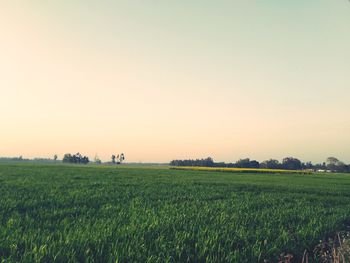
[260,159,281,169]
[170,156,350,173]
[281,157,302,170]
[120,153,125,163]
[326,157,349,172]
[235,158,260,168]
[94,154,102,164]
[326,157,339,171]
[170,157,214,167]
[63,153,89,164]
[115,153,125,164]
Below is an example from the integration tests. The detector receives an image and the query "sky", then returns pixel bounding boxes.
[0,1,349,163]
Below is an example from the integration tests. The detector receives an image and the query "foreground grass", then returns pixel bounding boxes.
[0,163,350,262]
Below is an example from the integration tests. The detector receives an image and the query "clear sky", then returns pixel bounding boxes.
[1,1,349,163]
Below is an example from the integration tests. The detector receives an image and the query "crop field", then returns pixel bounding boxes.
[0,163,350,262]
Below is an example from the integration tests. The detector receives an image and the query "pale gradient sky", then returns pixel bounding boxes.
[0,1,349,163]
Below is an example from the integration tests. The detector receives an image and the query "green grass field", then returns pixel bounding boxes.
[0,163,350,262]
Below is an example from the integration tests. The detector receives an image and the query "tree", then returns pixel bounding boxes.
[327,157,339,165]
[235,158,259,168]
[326,157,339,171]
[62,153,89,164]
[202,157,214,167]
[114,153,126,164]
[260,159,280,169]
[81,156,89,164]
[326,157,349,172]
[302,161,313,169]
[62,154,72,163]
[169,157,214,167]
[119,153,125,163]
[249,160,260,168]
[235,158,251,168]
[282,157,302,170]
[94,154,102,164]
[336,161,347,173]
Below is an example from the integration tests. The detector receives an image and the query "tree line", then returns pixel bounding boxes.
[0,153,126,165]
[62,153,90,164]
[62,152,125,164]
[170,157,350,173]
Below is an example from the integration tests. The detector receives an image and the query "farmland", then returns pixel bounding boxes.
[0,163,350,262]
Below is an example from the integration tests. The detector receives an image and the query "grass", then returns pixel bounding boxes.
[0,163,350,262]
